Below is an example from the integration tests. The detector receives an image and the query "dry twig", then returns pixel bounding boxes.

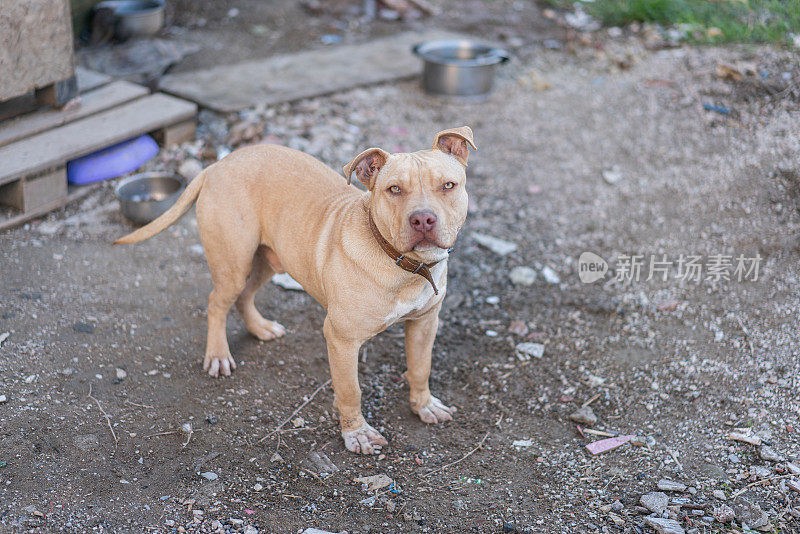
[732,474,797,499]
[422,431,490,477]
[88,384,118,450]
[259,379,331,443]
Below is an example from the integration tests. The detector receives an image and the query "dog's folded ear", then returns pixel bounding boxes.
[343,148,390,189]
[432,126,477,166]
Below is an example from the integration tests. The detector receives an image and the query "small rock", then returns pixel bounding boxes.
[640,492,669,515]
[657,479,687,492]
[189,244,204,256]
[486,296,500,305]
[758,445,784,463]
[178,159,203,180]
[728,453,740,464]
[253,483,263,491]
[509,266,537,286]
[787,462,800,475]
[515,342,544,361]
[115,368,127,380]
[472,232,517,256]
[270,452,283,462]
[712,504,734,523]
[712,489,726,500]
[0,394,6,403]
[644,516,684,534]
[200,472,218,480]
[788,479,800,494]
[307,451,338,474]
[73,322,95,334]
[732,497,769,529]
[602,167,623,184]
[243,527,258,534]
[540,266,561,284]
[354,473,395,492]
[611,500,624,512]
[729,431,761,446]
[210,520,222,530]
[272,273,304,291]
[569,405,597,426]
[230,518,243,526]
[508,320,528,337]
[750,465,771,479]
[607,512,625,526]
[630,435,647,447]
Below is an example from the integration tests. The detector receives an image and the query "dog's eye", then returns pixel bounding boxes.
[443,181,456,190]
[388,185,401,194]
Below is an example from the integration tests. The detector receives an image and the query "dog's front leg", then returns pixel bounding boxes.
[404,306,456,424]
[323,317,388,454]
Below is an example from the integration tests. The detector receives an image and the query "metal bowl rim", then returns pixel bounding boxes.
[115,172,184,202]
[413,39,510,67]
[96,0,165,16]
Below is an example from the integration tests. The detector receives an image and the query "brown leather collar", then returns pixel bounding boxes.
[368,210,448,295]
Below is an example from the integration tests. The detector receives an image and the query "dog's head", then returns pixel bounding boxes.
[344,126,476,263]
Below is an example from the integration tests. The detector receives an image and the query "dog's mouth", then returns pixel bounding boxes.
[406,232,451,254]
[412,238,439,251]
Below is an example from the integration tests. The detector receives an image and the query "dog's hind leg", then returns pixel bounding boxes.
[200,224,259,378]
[235,246,286,342]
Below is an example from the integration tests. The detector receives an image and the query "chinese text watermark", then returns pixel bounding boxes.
[579,252,761,284]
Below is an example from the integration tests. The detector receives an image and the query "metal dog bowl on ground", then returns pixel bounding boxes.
[115,172,184,225]
[412,39,510,96]
[96,0,166,39]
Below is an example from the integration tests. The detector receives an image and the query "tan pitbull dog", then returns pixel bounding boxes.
[114,126,476,454]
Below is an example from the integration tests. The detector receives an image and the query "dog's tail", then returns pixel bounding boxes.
[113,169,207,246]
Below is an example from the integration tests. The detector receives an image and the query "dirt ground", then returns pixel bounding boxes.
[2,3,800,534]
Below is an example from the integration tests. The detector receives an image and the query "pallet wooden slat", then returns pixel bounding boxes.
[75,67,112,93]
[0,167,67,212]
[0,182,99,233]
[0,93,197,187]
[0,81,149,148]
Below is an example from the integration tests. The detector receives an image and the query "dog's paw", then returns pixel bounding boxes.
[247,318,286,341]
[414,396,456,424]
[342,422,388,455]
[203,354,237,377]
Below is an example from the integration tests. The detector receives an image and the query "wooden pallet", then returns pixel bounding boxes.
[0,74,197,231]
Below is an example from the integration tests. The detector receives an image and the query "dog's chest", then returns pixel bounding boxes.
[383,262,446,325]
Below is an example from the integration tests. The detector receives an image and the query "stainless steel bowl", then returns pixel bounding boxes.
[115,172,184,225]
[97,0,165,40]
[412,39,510,96]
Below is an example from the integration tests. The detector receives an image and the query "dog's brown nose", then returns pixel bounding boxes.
[409,210,437,232]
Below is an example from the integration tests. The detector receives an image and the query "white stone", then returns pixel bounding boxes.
[272,273,304,291]
[515,342,544,361]
[472,232,517,256]
[509,266,537,286]
[644,517,685,534]
[540,266,561,284]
